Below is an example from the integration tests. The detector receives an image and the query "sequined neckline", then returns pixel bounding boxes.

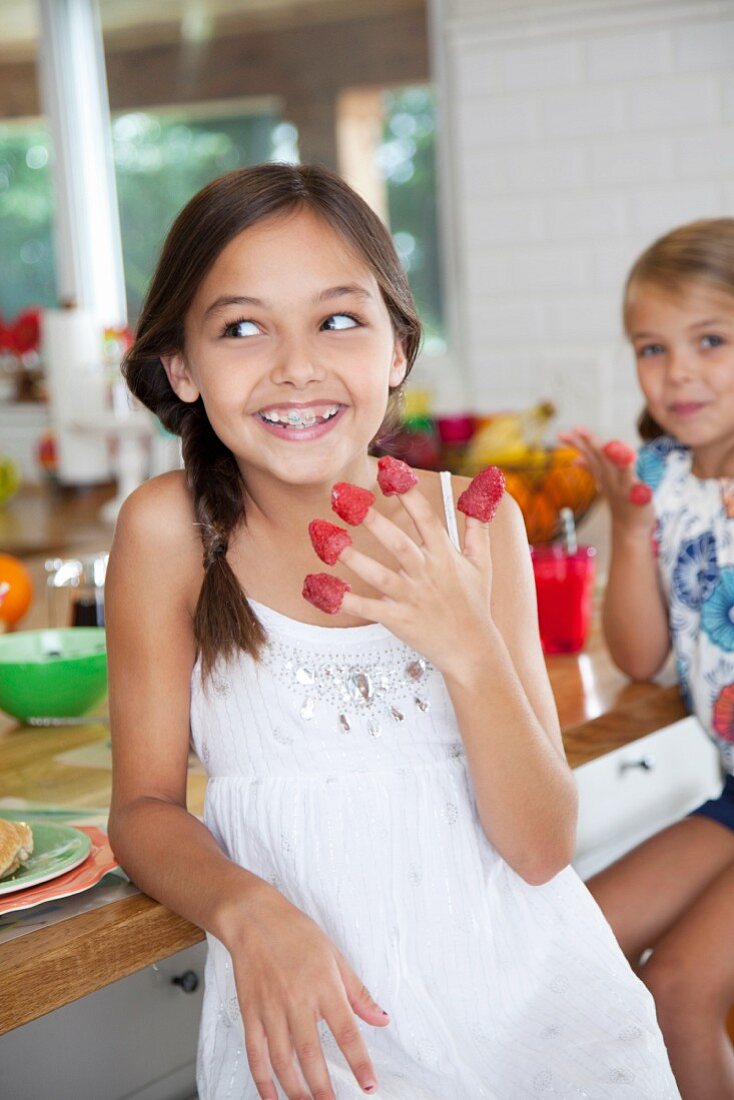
[249,598,391,643]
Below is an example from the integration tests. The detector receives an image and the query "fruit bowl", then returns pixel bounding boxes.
[0,628,107,723]
[464,447,598,545]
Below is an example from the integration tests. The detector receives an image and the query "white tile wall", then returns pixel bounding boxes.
[433,0,734,439]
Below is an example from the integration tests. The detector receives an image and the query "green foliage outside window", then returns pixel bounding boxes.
[0,125,56,317]
[381,86,444,351]
[113,109,294,318]
[0,88,443,345]
[0,108,294,322]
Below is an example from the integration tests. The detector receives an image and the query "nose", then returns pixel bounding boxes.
[270,337,325,387]
[666,346,695,384]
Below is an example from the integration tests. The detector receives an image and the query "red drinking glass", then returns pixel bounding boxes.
[531,545,597,655]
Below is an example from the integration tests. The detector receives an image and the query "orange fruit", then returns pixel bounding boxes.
[0,554,33,625]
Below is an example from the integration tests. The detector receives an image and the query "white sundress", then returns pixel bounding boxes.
[190,472,679,1099]
[637,436,734,775]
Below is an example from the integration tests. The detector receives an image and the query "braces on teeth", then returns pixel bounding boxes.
[261,406,340,428]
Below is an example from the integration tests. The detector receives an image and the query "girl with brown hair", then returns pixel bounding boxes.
[562,218,734,1098]
[106,163,677,1099]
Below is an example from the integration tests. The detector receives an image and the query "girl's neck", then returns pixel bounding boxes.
[238,454,379,536]
[689,439,734,480]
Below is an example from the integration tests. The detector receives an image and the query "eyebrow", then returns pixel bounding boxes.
[689,317,730,329]
[203,284,374,319]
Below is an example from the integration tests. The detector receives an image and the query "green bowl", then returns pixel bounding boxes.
[0,628,107,723]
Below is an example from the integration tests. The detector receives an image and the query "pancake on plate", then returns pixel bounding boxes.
[0,818,33,879]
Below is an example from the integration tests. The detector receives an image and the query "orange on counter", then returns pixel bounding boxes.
[499,447,597,546]
[0,554,34,627]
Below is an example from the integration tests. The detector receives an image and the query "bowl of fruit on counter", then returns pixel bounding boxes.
[461,402,598,546]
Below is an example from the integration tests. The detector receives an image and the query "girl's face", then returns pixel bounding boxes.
[627,280,734,470]
[163,208,407,488]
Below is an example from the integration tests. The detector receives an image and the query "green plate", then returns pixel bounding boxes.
[0,822,92,895]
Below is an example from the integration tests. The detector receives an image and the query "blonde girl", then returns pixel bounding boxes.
[563,219,734,1099]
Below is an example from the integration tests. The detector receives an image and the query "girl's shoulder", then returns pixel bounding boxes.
[113,470,201,571]
[440,470,526,547]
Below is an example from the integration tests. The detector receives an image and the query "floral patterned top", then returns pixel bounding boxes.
[638,436,734,774]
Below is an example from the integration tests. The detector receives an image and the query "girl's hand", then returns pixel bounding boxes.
[230,884,387,1100]
[336,483,495,678]
[558,427,653,534]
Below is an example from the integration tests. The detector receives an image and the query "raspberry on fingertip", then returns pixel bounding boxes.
[376,455,418,496]
[331,482,375,525]
[602,440,637,469]
[629,482,653,506]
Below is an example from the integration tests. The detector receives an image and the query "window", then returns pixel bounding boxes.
[1,87,443,341]
[0,101,297,322]
[0,121,57,319]
[112,102,298,318]
[381,86,444,353]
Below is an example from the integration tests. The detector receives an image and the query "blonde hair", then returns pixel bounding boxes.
[623,218,734,440]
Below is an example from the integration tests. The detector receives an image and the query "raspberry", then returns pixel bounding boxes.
[377,455,418,496]
[308,519,352,565]
[331,482,375,526]
[457,466,506,523]
[603,440,636,468]
[629,482,653,506]
[302,573,351,615]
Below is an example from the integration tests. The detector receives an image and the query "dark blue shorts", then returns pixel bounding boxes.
[690,773,734,832]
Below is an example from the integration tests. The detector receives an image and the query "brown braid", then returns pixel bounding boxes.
[179,404,266,678]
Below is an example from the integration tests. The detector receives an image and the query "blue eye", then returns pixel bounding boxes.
[701,334,724,349]
[638,343,665,358]
[322,313,359,331]
[222,319,260,338]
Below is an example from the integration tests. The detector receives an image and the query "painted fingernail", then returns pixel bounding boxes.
[363,1084,377,1094]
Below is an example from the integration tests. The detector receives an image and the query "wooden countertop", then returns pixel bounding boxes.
[0,486,687,1035]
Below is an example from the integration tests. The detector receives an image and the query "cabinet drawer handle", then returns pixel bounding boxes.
[619,754,656,773]
[171,969,200,993]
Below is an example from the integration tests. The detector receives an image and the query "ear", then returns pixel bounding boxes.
[161,352,200,403]
[389,338,408,389]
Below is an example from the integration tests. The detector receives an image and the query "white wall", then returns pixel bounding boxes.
[432,0,734,438]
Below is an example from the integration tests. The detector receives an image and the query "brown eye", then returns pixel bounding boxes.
[322,313,359,331]
[223,319,260,338]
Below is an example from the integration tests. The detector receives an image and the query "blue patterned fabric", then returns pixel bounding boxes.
[645,437,734,773]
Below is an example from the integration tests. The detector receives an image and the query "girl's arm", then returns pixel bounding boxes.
[560,428,670,680]
[339,487,578,886]
[603,520,670,680]
[107,474,385,1100]
[443,493,578,885]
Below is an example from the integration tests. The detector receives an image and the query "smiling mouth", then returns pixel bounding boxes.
[257,404,342,430]
[670,402,706,416]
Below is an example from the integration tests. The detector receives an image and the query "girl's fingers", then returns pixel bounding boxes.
[261,1016,315,1100]
[390,483,450,552]
[243,1017,279,1100]
[339,545,403,599]
[340,590,394,627]
[361,506,427,570]
[289,1018,339,1100]
[336,952,390,1028]
[320,998,379,1094]
[462,514,492,569]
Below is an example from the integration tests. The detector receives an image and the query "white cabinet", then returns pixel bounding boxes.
[0,942,205,1100]
[573,715,723,880]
